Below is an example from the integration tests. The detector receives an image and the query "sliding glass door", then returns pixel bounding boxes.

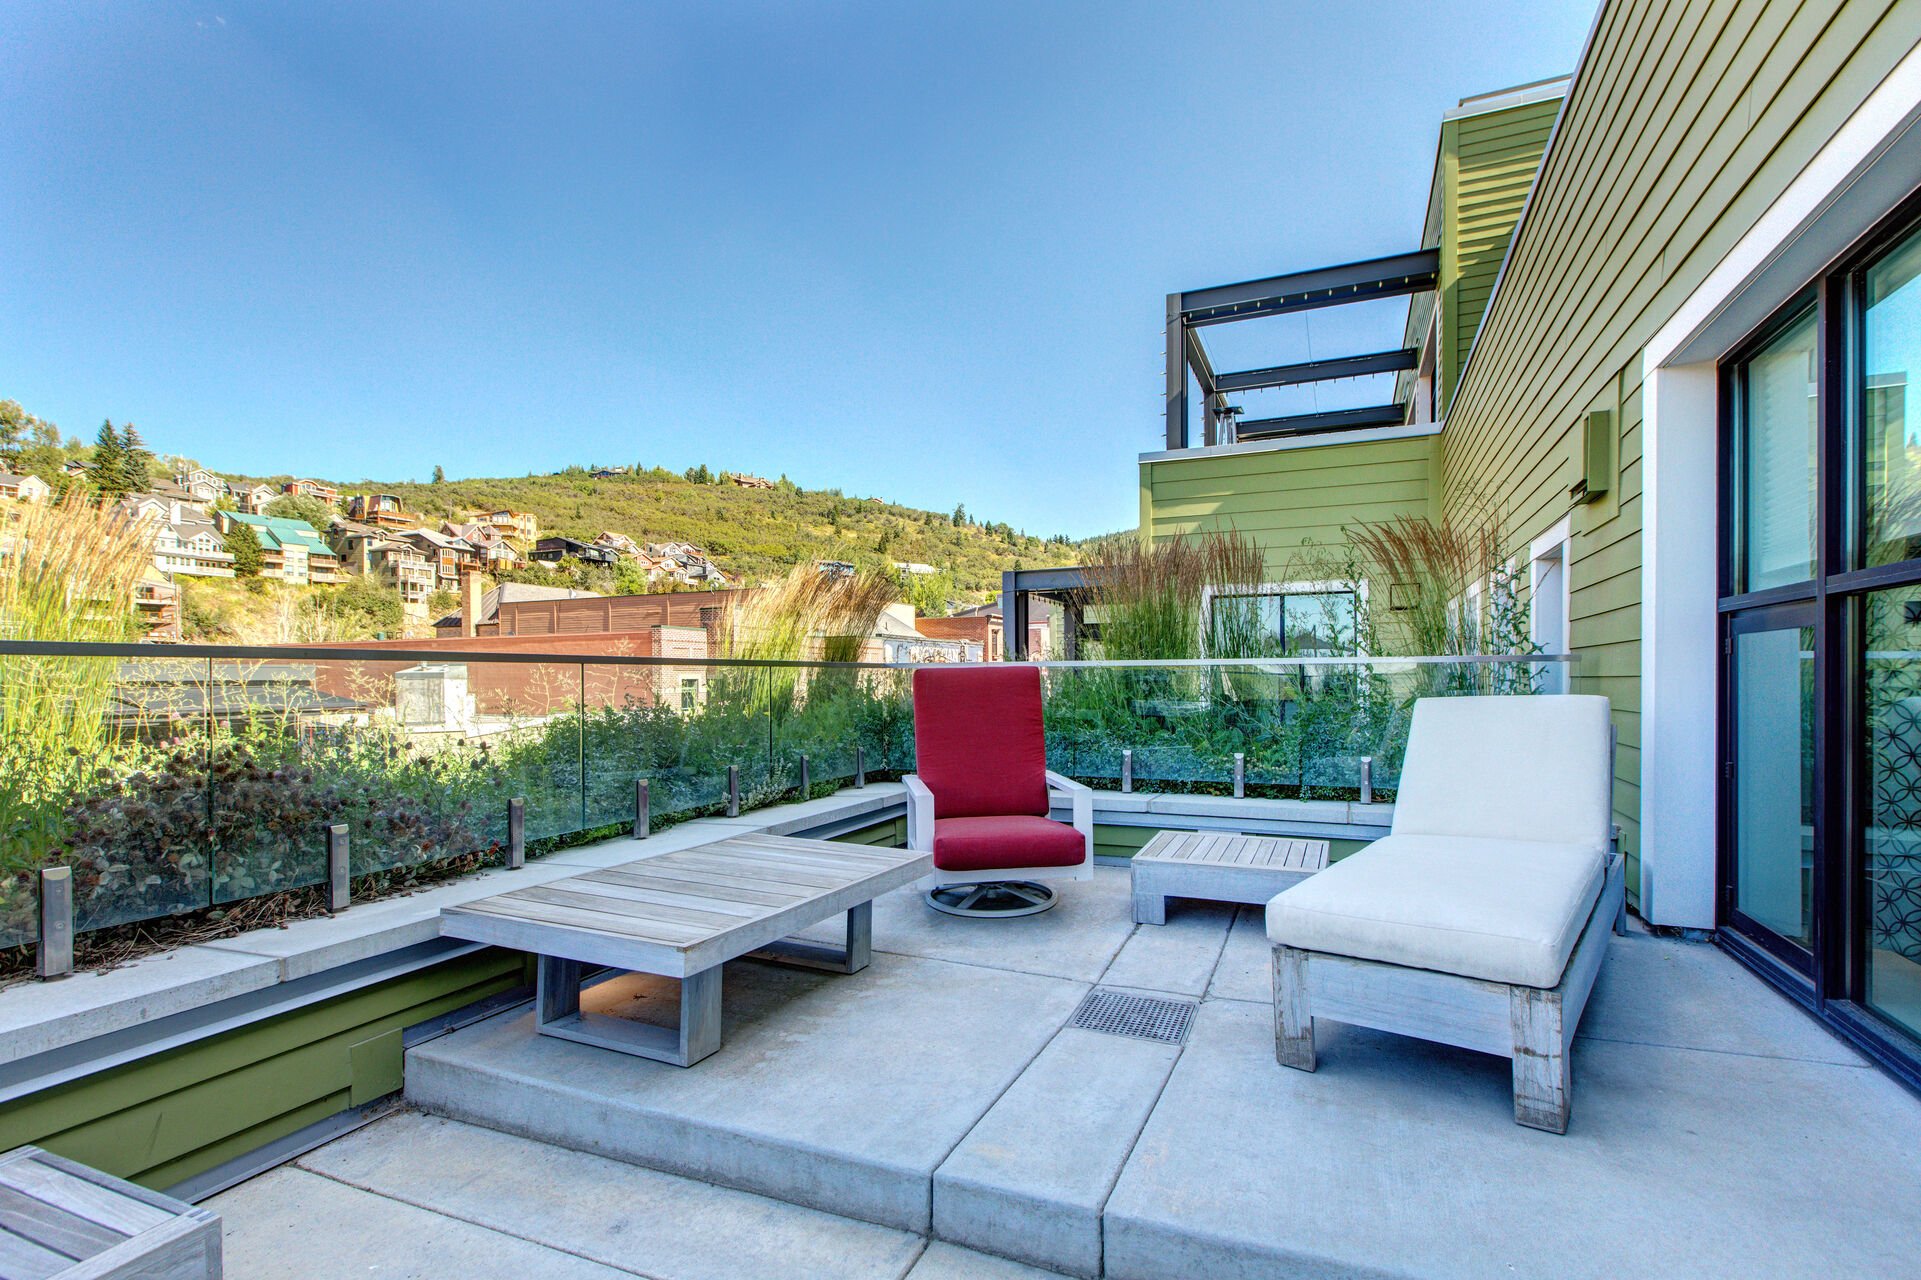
[1719,200,1921,1084]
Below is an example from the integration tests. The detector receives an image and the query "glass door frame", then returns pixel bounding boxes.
[1715,187,1921,1095]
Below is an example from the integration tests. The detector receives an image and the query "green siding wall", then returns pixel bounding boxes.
[1439,97,1561,411]
[1437,0,1918,903]
[1142,432,1441,573]
[0,949,525,1191]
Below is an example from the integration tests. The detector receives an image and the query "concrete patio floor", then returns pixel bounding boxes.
[218,865,1921,1279]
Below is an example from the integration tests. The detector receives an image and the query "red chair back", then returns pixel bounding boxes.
[912,665,1051,819]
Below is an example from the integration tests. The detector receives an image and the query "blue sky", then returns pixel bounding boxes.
[0,1,1594,539]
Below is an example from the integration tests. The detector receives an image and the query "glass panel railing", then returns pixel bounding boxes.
[1041,657,1560,801]
[581,660,764,831]
[0,654,215,945]
[0,644,1570,955]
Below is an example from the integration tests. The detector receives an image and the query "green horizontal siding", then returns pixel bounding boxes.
[1439,0,1915,908]
[1439,95,1561,410]
[1143,434,1440,573]
[0,949,525,1190]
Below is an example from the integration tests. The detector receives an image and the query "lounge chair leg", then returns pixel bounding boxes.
[1273,945,1316,1071]
[1509,985,1570,1133]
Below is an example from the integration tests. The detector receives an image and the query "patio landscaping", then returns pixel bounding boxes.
[204,860,1921,1279]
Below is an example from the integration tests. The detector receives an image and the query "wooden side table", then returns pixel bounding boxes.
[1130,831,1332,924]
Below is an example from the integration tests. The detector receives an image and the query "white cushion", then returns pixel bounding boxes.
[1393,694,1613,852]
[1265,834,1604,987]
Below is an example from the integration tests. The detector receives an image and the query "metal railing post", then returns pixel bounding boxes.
[1233,752,1246,799]
[1121,749,1134,795]
[325,823,350,912]
[799,753,811,800]
[727,765,740,818]
[854,747,866,789]
[508,797,525,869]
[634,779,650,839]
[1359,757,1375,806]
[37,867,73,981]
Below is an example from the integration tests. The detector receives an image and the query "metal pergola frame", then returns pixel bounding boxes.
[1165,248,1440,450]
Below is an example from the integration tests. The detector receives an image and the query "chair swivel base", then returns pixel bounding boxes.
[924,880,1058,917]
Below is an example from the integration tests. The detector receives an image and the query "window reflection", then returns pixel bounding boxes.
[1865,232,1921,566]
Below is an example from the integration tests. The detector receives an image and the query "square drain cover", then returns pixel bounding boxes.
[1070,989,1195,1044]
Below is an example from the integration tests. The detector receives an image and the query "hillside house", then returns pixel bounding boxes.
[346,493,416,529]
[399,528,483,587]
[0,472,52,503]
[230,482,278,514]
[593,531,644,559]
[444,521,522,570]
[133,571,180,642]
[647,540,729,585]
[332,524,437,613]
[467,508,539,543]
[729,473,775,489]
[216,511,344,584]
[152,518,236,579]
[284,479,341,506]
[530,535,620,567]
[174,469,226,504]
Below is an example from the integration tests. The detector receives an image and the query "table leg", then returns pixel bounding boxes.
[749,900,874,974]
[534,955,725,1067]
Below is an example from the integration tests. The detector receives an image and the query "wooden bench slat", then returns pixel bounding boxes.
[0,1188,127,1262]
[585,867,807,908]
[455,896,714,945]
[526,876,772,918]
[0,1224,72,1280]
[0,1162,172,1236]
[641,852,848,889]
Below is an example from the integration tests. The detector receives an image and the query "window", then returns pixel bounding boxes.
[1205,584,1359,657]
[1732,305,1819,592]
[679,677,700,712]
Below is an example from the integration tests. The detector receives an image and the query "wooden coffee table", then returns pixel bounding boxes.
[1130,830,1331,924]
[441,834,931,1066]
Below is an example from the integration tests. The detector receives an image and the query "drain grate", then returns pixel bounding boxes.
[1070,989,1196,1044]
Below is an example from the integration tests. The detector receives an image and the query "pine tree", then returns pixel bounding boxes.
[432,465,445,484]
[91,421,131,500]
[225,521,265,577]
[118,423,152,492]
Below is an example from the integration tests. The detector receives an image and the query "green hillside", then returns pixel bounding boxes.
[312,465,1083,602]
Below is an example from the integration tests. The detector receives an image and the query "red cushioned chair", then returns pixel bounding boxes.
[904,665,1094,917]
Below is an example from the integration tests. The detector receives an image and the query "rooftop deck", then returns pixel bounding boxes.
[209,863,1921,1279]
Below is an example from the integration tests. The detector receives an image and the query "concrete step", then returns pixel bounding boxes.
[210,1111,1071,1280]
[404,951,1088,1235]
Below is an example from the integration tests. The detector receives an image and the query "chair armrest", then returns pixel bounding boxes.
[1045,771,1095,861]
[903,774,935,852]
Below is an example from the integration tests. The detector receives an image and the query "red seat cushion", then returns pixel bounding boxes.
[913,666,1050,819]
[932,815,1086,872]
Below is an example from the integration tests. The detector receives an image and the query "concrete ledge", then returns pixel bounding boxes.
[0,945,281,1068]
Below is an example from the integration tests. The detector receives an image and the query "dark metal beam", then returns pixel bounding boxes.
[1165,293,1187,451]
[1234,404,1408,439]
[1180,249,1439,327]
[1183,327,1217,396]
[1216,347,1418,393]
